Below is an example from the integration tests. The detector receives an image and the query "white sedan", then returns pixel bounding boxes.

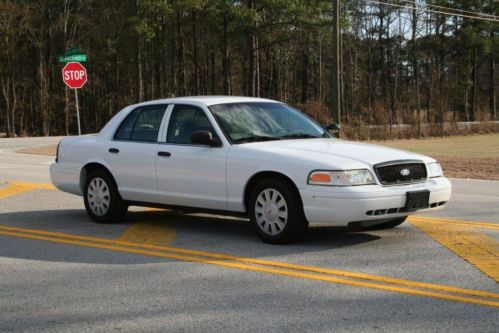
[50,96,452,244]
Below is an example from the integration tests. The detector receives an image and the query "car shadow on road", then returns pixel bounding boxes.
[0,209,381,265]
[124,209,381,247]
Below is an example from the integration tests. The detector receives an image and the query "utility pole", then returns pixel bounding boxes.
[332,0,341,125]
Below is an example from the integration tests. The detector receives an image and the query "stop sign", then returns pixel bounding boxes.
[62,62,87,89]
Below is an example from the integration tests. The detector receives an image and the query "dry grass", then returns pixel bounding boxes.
[370,134,499,180]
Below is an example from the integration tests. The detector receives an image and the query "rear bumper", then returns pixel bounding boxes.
[50,162,82,196]
[300,177,452,225]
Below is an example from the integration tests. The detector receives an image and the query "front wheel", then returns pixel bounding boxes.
[249,178,307,244]
[84,170,128,223]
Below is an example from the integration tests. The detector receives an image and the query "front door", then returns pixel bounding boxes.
[156,104,228,210]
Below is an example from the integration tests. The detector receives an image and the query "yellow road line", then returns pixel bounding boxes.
[0,182,36,199]
[0,224,498,307]
[1,224,497,298]
[411,220,499,282]
[410,216,499,231]
[118,210,177,246]
[0,180,55,200]
[7,180,56,190]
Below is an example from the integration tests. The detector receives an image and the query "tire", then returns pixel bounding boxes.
[83,170,128,223]
[249,178,307,244]
[368,216,407,230]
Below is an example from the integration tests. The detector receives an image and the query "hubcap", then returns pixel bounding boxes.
[254,188,288,236]
[87,177,110,216]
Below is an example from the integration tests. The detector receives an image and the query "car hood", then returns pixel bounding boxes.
[238,139,434,167]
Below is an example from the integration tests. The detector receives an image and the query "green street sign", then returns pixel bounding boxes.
[64,47,81,55]
[58,54,87,63]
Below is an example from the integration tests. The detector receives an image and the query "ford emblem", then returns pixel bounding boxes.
[400,168,411,176]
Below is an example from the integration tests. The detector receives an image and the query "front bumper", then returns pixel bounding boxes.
[299,177,452,225]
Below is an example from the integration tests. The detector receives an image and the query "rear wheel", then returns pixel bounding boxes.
[368,216,407,230]
[84,170,127,223]
[249,178,307,244]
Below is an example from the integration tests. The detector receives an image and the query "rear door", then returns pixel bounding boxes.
[156,104,229,210]
[105,104,168,202]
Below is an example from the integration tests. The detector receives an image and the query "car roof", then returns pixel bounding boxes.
[131,96,280,108]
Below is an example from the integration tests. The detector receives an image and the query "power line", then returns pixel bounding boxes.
[365,0,499,22]
[403,0,497,19]
[359,0,499,23]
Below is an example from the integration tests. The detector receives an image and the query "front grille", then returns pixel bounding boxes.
[374,160,427,185]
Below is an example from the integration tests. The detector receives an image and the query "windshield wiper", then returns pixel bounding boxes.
[277,133,320,139]
[233,135,282,144]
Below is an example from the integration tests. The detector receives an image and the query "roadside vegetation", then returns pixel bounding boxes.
[1,1,497,138]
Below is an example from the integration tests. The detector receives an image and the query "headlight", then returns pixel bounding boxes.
[308,169,376,186]
[427,162,443,178]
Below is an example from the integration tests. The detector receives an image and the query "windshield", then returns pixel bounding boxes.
[209,102,328,144]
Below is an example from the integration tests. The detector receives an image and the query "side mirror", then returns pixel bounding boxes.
[324,123,341,138]
[190,130,220,147]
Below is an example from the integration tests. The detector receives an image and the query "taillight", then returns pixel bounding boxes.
[55,143,60,163]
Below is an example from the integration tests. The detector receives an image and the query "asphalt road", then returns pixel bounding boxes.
[0,137,498,332]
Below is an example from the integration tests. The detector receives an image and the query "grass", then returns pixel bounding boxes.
[371,133,499,159]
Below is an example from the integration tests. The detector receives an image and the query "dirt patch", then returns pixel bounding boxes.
[437,157,499,180]
[16,145,57,156]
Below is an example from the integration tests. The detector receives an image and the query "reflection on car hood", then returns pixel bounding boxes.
[240,138,434,166]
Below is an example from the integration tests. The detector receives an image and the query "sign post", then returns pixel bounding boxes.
[75,89,81,136]
[62,62,87,135]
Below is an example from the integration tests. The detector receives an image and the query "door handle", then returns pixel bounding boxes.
[157,151,171,157]
[109,148,119,154]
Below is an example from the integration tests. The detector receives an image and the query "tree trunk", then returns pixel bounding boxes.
[301,49,309,103]
[10,70,17,136]
[176,11,186,96]
[192,10,200,95]
[247,1,259,97]
[210,50,216,95]
[170,19,177,97]
[38,48,50,136]
[470,45,477,122]
[412,3,421,136]
[248,32,260,97]
[1,77,12,137]
[437,16,446,125]
[221,13,231,95]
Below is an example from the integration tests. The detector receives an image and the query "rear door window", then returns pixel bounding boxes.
[114,105,168,142]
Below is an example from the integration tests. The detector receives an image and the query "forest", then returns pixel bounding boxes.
[0,0,497,137]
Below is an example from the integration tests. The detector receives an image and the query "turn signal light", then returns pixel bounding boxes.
[309,172,332,184]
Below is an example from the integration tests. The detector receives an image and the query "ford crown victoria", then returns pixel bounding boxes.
[50,96,452,244]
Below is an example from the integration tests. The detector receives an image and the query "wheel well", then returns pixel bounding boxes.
[80,163,116,194]
[243,171,302,212]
